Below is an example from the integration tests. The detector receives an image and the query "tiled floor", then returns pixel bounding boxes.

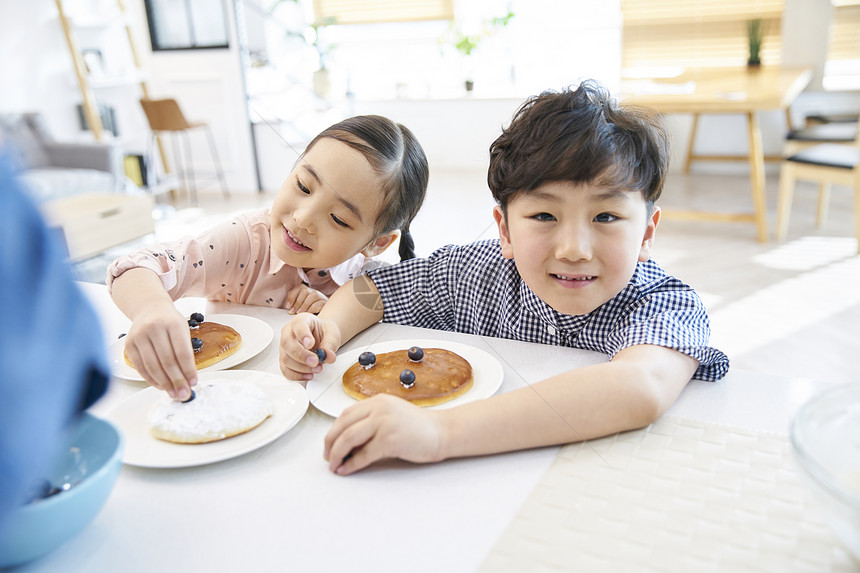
[76,167,860,387]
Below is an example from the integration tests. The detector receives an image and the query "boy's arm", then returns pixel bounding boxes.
[279,275,384,379]
[438,344,697,457]
[325,344,697,474]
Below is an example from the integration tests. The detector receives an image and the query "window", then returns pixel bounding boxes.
[823,0,860,90]
[621,0,784,76]
[144,0,230,51]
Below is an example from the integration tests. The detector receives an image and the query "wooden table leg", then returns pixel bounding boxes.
[746,111,768,242]
[684,113,700,174]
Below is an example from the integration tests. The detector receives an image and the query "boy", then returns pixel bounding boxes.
[280,81,729,475]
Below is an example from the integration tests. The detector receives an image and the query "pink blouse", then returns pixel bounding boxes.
[106,208,373,309]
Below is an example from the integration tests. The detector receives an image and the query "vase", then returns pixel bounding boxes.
[313,68,331,98]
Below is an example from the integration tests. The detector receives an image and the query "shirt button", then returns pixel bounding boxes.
[547,325,556,336]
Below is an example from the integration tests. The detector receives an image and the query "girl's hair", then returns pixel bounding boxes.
[488,80,670,216]
[303,115,429,260]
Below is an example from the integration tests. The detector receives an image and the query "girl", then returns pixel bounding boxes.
[108,115,428,401]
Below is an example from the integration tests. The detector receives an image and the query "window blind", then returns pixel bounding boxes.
[621,0,784,72]
[826,1,860,63]
[311,0,454,25]
[823,1,860,89]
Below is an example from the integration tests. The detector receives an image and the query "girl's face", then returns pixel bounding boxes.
[271,138,394,269]
[494,181,659,316]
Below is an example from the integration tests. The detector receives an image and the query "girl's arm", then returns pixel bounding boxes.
[279,275,384,380]
[110,267,199,399]
[323,344,697,474]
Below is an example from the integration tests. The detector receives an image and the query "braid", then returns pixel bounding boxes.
[398,227,416,261]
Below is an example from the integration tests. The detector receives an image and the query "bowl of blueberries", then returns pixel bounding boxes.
[790,383,860,562]
[0,413,124,566]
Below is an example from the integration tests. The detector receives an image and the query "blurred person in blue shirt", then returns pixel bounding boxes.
[0,146,109,534]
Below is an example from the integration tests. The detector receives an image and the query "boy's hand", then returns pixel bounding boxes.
[279,313,342,380]
[286,284,328,315]
[323,395,446,475]
[122,304,197,400]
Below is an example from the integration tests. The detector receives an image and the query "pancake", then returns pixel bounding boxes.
[147,378,273,444]
[124,315,242,370]
[342,347,473,407]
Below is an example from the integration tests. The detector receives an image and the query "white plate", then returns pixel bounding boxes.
[104,370,309,468]
[307,339,504,418]
[109,314,274,381]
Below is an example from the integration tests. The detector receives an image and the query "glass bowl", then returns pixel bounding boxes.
[790,383,860,562]
[0,413,124,566]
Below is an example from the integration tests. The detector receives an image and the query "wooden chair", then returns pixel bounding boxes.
[783,121,858,155]
[139,98,228,204]
[776,117,860,253]
[804,112,859,126]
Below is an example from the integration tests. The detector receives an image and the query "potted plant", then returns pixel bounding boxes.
[747,19,763,68]
[447,10,514,92]
[309,21,334,98]
[453,33,480,91]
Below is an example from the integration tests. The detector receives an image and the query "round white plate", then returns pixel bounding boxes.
[105,370,308,468]
[307,339,504,418]
[109,314,274,381]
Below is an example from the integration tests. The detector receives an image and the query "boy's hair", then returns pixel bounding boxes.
[488,80,670,215]
[305,115,429,260]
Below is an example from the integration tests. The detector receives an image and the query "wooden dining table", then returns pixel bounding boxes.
[10,283,855,572]
[622,66,814,243]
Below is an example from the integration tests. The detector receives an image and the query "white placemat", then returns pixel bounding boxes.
[481,416,857,572]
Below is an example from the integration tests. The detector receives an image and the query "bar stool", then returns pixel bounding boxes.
[139,98,228,204]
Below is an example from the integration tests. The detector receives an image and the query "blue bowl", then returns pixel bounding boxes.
[0,413,124,567]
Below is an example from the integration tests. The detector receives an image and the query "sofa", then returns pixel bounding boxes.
[0,112,124,202]
[1,112,155,263]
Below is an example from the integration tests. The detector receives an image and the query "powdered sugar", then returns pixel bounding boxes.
[148,378,273,443]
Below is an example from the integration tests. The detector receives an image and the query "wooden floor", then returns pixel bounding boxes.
[75,168,860,388]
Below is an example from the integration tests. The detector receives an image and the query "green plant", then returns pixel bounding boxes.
[747,19,763,65]
[449,9,515,58]
[454,35,480,57]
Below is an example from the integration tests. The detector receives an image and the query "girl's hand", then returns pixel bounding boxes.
[122,304,197,400]
[279,312,342,380]
[286,284,328,315]
[323,394,446,475]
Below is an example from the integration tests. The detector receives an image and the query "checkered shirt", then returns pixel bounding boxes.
[368,239,729,381]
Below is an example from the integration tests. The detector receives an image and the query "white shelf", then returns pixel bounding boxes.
[89,71,147,89]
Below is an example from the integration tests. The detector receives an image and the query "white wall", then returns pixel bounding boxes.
[0,1,86,137]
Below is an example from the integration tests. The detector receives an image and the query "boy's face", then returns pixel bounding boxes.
[494,181,660,316]
[271,137,395,270]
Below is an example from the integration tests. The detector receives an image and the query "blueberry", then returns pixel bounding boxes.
[191,337,203,352]
[358,351,376,367]
[314,348,326,364]
[190,312,205,323]
[188,319,199,329]
[400,369,416,388]
[182,389,197,403]
[408,346,424,362]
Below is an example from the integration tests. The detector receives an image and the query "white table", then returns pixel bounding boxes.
[10,283,849,572]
